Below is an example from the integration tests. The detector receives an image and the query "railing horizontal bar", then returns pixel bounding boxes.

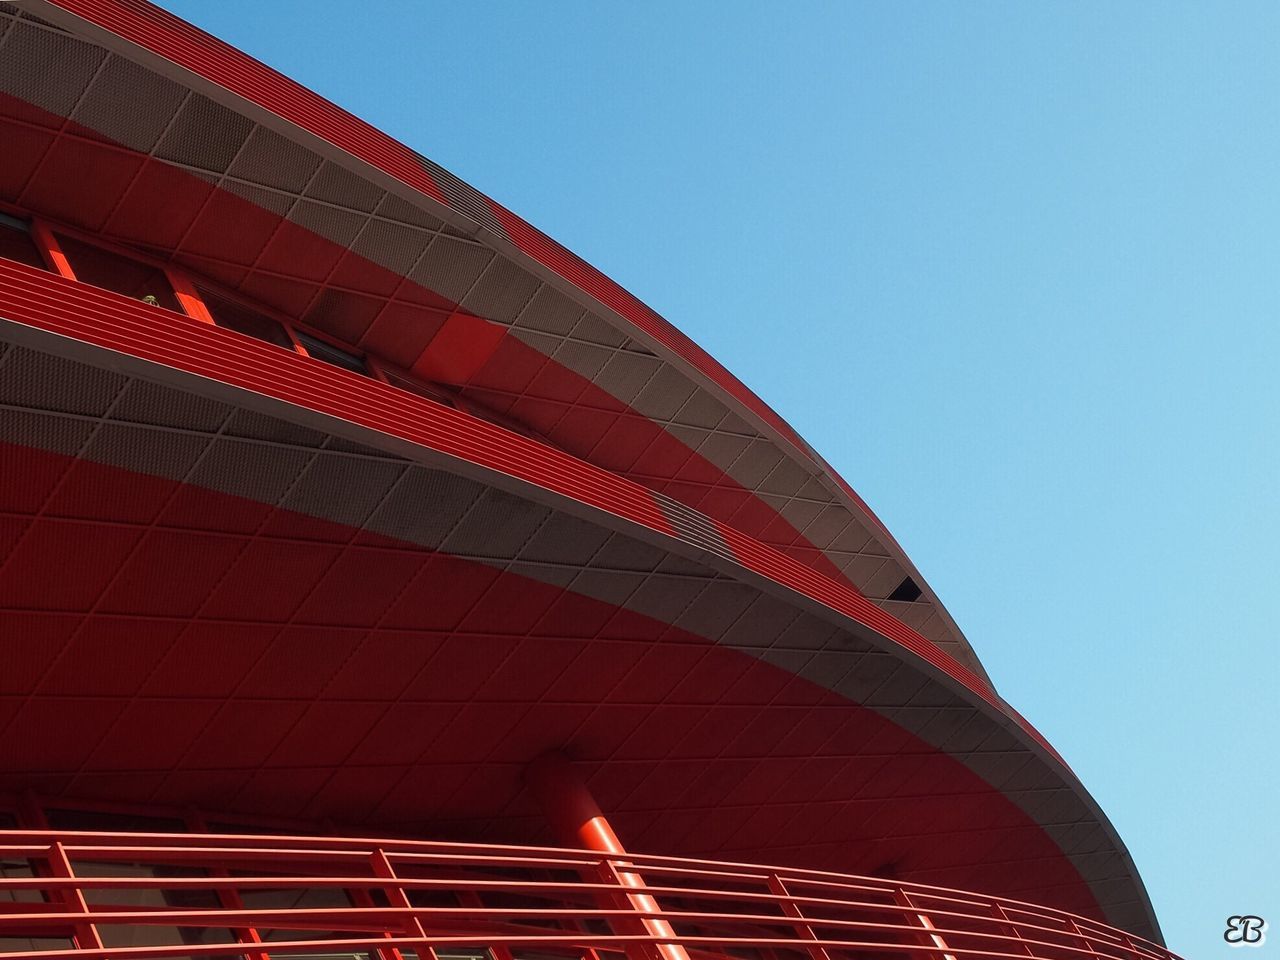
[0,880,1159,954]
[0,929,1126,960]
[0,874,1123,945]
[0,905,1144,960]
[0,831,1178,960]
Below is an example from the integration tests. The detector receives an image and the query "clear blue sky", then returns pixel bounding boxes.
[157,2,1277,955]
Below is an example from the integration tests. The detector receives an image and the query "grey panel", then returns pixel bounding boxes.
[71,54,186,152]
[566,568,647,607]
[439,487,551,559]
[671,389,729,431]
[186,437,313,503]
[409,235,493,304]
[549,338,613,381]
[673,579,758,638]
[462,257,541,325]
[512,284,584,336]
[592,353,662,405]
[571,312,627,348]
[288,199,367,247]
[363,467,485,548]
[591,533,669,573]
[630,365,698,422]
[696,431,753,471]
[517,513,613,566]
[376,191,446,231]
[228,125,322,193]
[278,453,405,529]
[307,161,386,214]
[349,218,434,277]
[79,423,208,482]
[110,379,231,433]
[624,574,712,625]
[721,594,800,648]
[0,21,105,122]
[224,409,327,448]
[727,440,785,489]
[0,408,94,453]
[154,93,254,173]
[0,347,127,417]
[776,612,841,651]
[757,457,811,498]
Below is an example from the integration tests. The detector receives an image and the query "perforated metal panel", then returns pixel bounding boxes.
[0,347,127,415]
[511,283,584,335]
[461,255,541,325]
[409,235,493,302]
[71,53,186,151]
[0,17,104,123]
[154,93,254,172]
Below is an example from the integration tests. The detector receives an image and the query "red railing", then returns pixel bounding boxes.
[0,832,1179,960]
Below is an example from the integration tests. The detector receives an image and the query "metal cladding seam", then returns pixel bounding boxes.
[0,255,1060,768]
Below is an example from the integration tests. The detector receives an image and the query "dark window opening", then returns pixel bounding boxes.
[199,287,296,351]
[295,331,367,375]
[0,213,46,270]
[887,576,922,603]
[56,234,181,312]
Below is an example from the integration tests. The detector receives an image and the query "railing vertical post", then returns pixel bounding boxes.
[766,874,832,960]
[1067,916,1107,960]
[456,892,517,960]
[45,841,106,955]
[893,889,957,960]
[991,901,1036,958]
[370,848,443,960]
[184,811,270,960]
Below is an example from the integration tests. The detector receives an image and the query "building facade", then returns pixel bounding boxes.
[0,3,1175,960]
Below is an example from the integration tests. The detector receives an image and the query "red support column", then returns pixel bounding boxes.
[29,220,76,280]
[525,753,691,960]
[165,268,215,324]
